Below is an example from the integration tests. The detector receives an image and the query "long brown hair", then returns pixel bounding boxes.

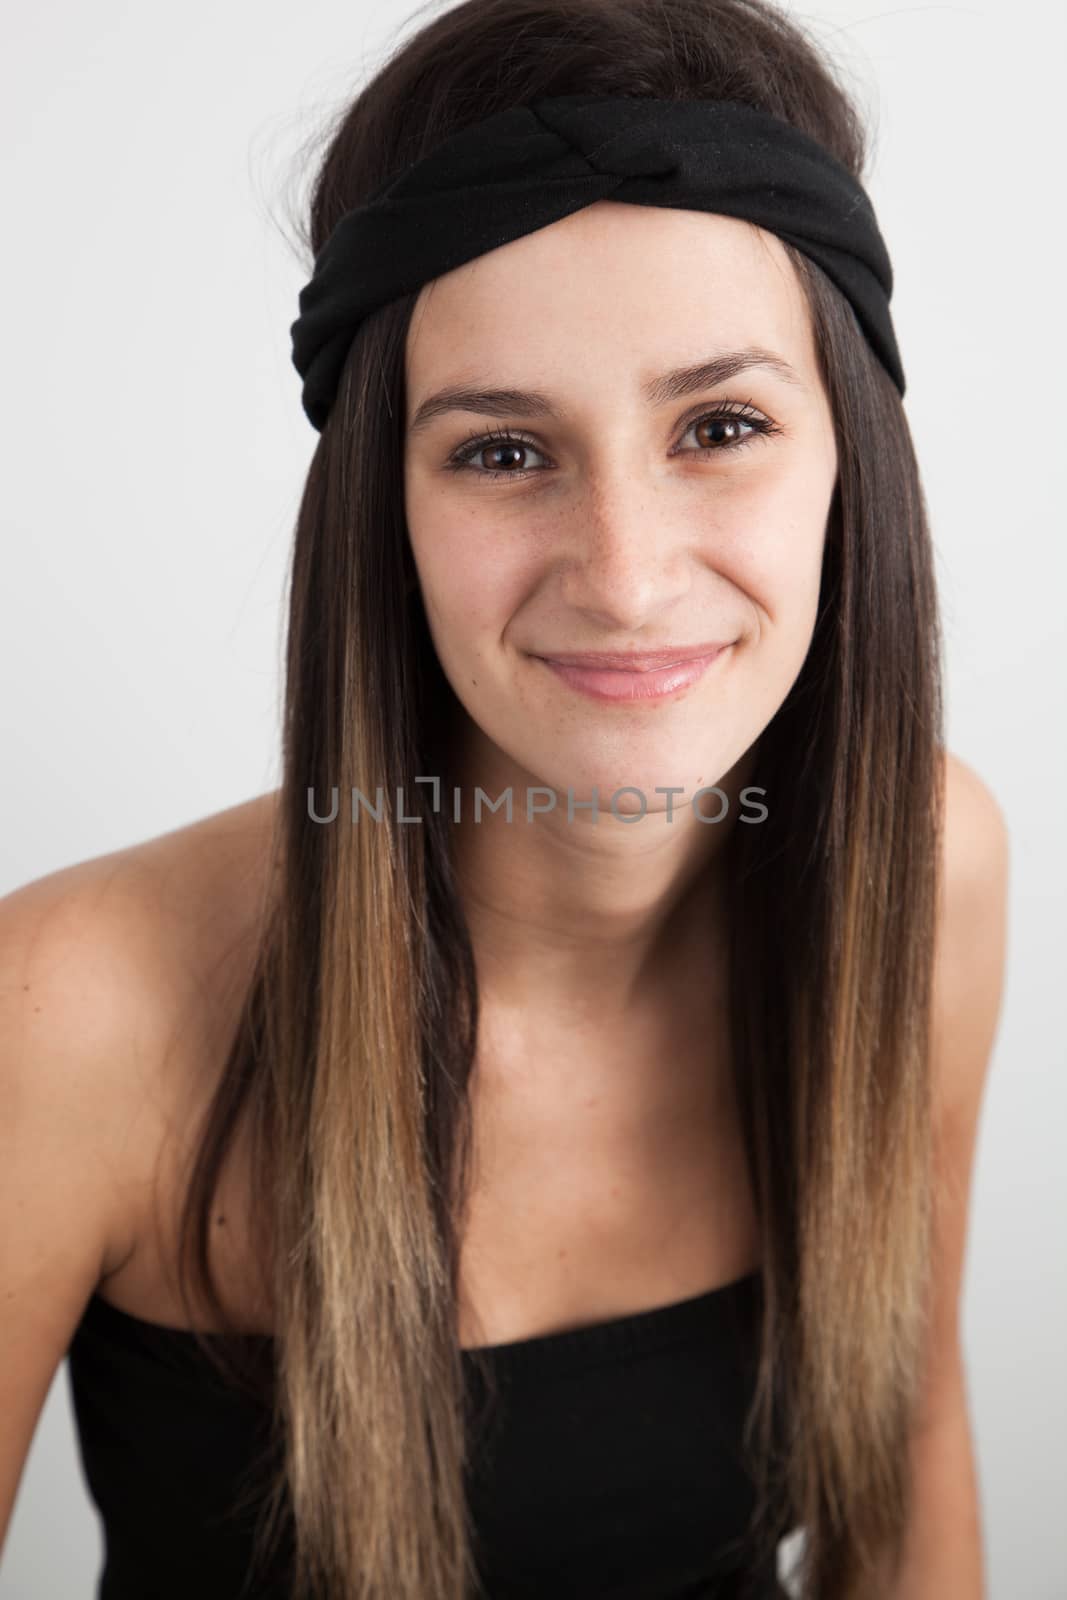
[174,2,945,1595]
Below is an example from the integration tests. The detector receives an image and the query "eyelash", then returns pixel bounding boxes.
[444,400,783,481]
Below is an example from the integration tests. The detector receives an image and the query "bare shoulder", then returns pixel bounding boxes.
[901,760,1010,1438]
[0,791,281,1535]
[0,789,282,1284]
[933,749,1010,1121]
[941,748,1010,905]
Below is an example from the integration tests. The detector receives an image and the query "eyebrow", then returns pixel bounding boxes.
[407,346,806,436]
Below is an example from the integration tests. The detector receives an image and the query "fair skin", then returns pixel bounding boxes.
[403,201,838,1062]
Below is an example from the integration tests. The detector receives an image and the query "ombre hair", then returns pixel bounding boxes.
[174,1,945,1596]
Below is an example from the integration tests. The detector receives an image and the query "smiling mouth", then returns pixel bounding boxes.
[533,645,731,703]
[535,642,732,672]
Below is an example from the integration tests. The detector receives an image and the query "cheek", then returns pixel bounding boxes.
[708,464,832,630]
[410,518,530,663]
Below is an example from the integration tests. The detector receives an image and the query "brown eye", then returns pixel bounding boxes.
[476,441,540,473]
[448,429,547,477]
[692,414,755,449]
[682,403,781,455]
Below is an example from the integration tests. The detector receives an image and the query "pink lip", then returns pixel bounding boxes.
[535,644,731,703]
[536,643,731,671]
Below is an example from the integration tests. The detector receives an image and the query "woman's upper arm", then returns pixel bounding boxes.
[916,750,1010,1434]
[0,863,146,1551]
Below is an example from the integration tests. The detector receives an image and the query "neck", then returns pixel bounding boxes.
[448,726,756,1024]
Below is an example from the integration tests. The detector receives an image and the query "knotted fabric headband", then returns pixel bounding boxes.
[290,94,904,432]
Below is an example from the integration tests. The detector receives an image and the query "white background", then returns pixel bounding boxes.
[1,1,1063,1596]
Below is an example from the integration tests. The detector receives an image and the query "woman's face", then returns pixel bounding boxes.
[403,202,838,814]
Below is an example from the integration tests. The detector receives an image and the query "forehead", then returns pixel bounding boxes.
[405,201,818,392]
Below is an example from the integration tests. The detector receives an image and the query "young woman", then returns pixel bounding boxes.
[0,1,1008,1597]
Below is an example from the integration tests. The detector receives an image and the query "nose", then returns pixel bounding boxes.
[557,479,696,629]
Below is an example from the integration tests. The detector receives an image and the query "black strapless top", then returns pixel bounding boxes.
[65,1268,793,1599]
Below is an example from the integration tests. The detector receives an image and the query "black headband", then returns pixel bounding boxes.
[290,94,904,431]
